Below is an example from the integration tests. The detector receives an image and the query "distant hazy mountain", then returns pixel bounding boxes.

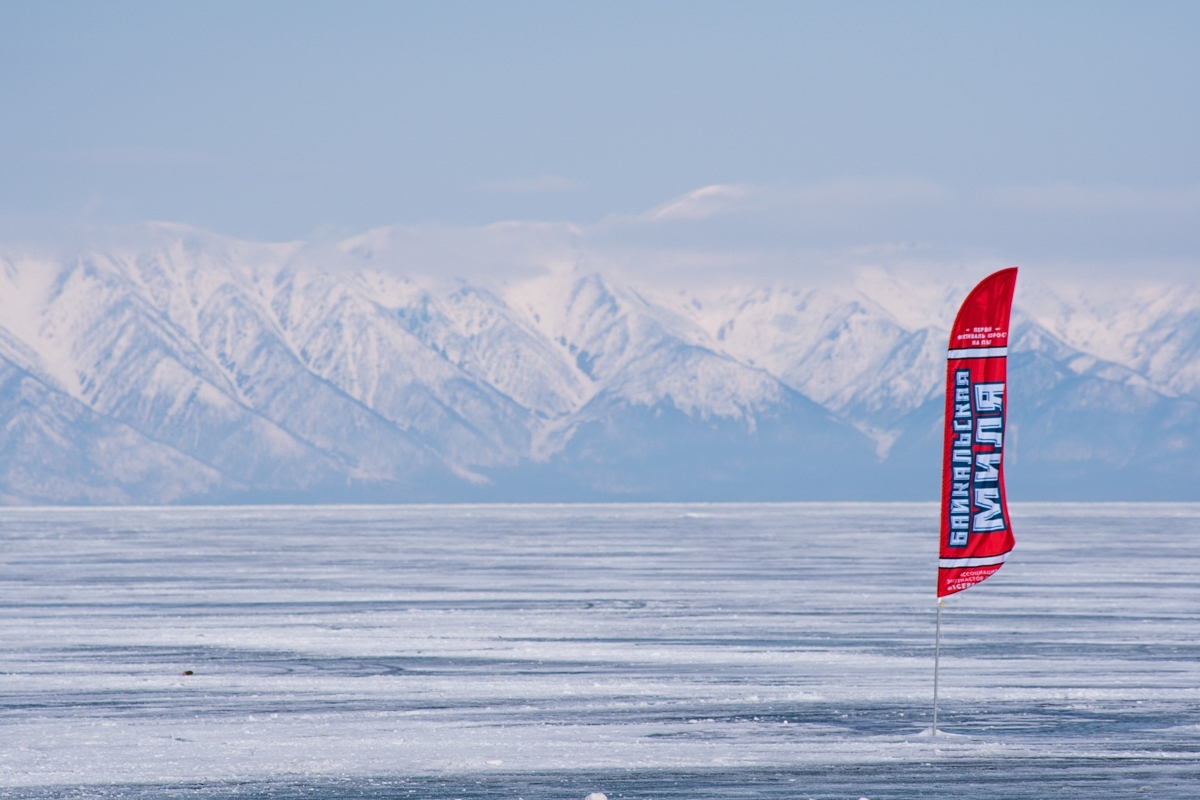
[0,224,1196,503]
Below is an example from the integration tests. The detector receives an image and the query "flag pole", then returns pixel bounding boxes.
[932,599,943,736]
[932,267,1018,739]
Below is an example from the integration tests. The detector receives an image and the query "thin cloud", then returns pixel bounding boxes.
[324,178,1200,287]
[8,178,1198,289]
[645,184,757,221]
[627,178,1200,281]
[337,220,584,282]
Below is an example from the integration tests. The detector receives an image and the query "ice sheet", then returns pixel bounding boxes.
[1,503,1198,798]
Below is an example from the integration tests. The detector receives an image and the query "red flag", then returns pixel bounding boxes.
[938,268,1018,597]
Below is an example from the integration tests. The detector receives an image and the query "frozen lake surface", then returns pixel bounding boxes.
[1,503,1199,798]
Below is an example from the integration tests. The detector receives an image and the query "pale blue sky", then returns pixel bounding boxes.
[2,1,1198,274]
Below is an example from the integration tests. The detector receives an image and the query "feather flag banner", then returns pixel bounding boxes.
[938,268,1018,598]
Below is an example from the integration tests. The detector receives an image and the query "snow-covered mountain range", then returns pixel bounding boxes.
[1,224,1197,503]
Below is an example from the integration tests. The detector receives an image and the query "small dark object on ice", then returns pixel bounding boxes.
[182,670,194,675]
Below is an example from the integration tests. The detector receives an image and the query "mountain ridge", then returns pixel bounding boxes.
[1,224,1197,503]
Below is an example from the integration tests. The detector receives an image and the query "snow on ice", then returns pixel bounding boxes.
[1,503,1198,797]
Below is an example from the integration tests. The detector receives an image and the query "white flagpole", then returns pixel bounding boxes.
[933,598,943,735]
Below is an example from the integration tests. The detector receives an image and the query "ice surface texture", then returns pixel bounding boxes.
[1,503,1198,798]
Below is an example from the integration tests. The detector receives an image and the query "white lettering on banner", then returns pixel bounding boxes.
[954,372,971,417]
[969,378,1006,536]
[949,493,970,544]
[973,487,1005,531]
[974,383,1004,413]
[974,452,1000,483]
[976,416,1003,447]
[946,369,973,548]
[946,367,1008,550]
